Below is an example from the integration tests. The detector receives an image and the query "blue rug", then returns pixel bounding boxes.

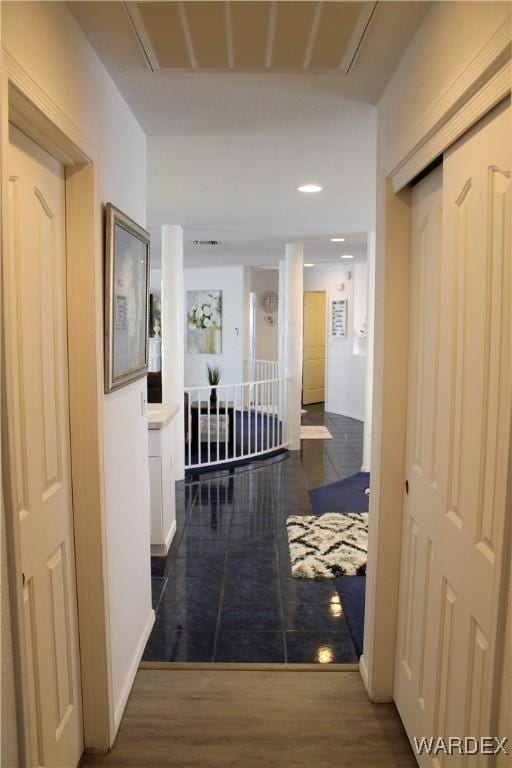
[335,575,366,657]
[308,471,370,514]
[309,472,370,658]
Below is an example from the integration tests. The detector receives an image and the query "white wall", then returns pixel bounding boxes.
[150,267,162,295]
[2,1,152,747]
[304,262,367,421]
[250,268,279,361]
[184,266,247,387]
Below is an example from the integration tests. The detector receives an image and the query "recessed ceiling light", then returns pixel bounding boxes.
[304,263,315,267]
[330,237,345,242]
[341,254,353,259]
[297,184,323,193]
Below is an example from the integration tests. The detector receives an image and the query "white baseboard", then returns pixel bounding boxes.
[325,404,364,422]
[360,464,371,473]
[113,609,155,733]
[151,520,177,557]
[359,654,394,703]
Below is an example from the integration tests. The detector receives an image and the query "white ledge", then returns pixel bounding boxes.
[146,403,180,429]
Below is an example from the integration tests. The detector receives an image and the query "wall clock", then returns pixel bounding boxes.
[259,290,278,313]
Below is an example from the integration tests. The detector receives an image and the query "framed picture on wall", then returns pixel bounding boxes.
[331,299,348,339]
[186,290,223,354]
[104,203,151,393]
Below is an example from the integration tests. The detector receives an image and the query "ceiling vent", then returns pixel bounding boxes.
[192,240,219,246]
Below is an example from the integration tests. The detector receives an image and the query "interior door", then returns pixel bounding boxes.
[395,101,511,764]
[6,125,83,767]
[303,291,326,405]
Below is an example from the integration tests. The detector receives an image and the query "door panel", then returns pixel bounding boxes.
[303,291,326,404]
[395,103,511,765]
[7,125,83,767]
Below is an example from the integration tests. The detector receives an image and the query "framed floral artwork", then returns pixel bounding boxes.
[186,290,222,354]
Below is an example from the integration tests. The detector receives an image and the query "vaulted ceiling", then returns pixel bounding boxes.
[70,1,429,266]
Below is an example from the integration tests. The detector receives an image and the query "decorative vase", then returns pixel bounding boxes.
[210,389,217,408]
[203,325,217,354]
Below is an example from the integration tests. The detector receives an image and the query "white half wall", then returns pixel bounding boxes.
[2,1,152,747]
[304,262,367,421]
[184,266,247,387]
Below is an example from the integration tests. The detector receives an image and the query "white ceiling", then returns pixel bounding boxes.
[147,90,375,267]
[69,2,429,267]
[149,228,368,270]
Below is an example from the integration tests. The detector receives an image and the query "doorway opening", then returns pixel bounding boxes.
[303,291,326,406]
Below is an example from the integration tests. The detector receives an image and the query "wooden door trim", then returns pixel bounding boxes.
[1,51,114,759]
[388,17,511,192]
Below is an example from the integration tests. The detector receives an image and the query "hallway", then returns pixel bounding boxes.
[145,407,366,663]
[80,668,416,768]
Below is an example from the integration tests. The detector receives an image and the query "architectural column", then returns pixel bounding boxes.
[284,243,304,450]
[277,259,286,378]
[161,225,185,481]
[362,230,376,472]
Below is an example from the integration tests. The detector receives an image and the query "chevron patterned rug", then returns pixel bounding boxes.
[286,512,368,578]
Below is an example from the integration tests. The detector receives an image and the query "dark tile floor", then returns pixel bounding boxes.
[144,405,364,664]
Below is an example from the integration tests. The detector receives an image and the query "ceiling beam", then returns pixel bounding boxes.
[303,2,323,69]
[266,1,277,69]
[224,1,235,69]
[123,2,160,72]
[339,1,378,74]
[178,1,198,69]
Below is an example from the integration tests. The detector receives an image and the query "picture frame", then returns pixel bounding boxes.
[331,298,348,339]
[186,289,223,354]
[104,203,151,393]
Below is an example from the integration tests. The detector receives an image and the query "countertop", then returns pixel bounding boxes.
[146,403,180,430]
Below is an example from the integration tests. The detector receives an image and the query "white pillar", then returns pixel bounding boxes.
[161,225,185,481]
[277,259,286,378]
[284,243,303,450]
[362,231,376,473]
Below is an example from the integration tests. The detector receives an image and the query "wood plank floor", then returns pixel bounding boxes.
[80,669,417,768]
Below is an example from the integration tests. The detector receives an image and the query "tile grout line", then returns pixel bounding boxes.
[272,474,288,664]
[211,475,235,662]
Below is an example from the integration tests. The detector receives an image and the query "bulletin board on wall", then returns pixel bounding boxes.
[331,298,348,339]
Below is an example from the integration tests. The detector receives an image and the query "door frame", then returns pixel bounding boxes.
[1,51,114,759]
[302,290,328,407]
[361,14,512,713]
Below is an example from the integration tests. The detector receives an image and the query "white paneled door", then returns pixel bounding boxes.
[7,126,83,767]
[395,102,511,765]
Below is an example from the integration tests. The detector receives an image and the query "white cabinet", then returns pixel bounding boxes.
[147,404,180,556]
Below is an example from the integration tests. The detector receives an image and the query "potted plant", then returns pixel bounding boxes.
[207,364,221,407]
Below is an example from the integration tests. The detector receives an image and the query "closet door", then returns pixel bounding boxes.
[395,101,511,764]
